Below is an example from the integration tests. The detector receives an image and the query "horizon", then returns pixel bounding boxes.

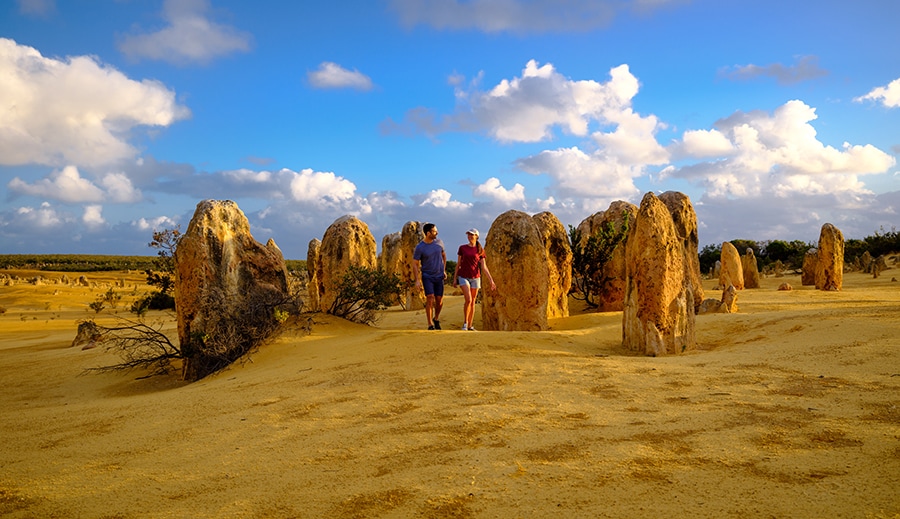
[1,0,898,258]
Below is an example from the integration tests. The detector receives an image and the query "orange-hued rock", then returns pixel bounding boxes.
[719,241,744,291]
[399,221,425,311]
[741,248,761,289]
[659,191,704,309]
[483,210,551,331]
[531,211,572,319]
[306,238,321,312]
[576,200,637,311]
[316,215,377,312]
[802,249,817,286]
[175,199,289,381]
[379,231,403,306]
[815,223,844,291]
[622,192,696,356]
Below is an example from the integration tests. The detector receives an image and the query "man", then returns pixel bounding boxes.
[413,222,446,330]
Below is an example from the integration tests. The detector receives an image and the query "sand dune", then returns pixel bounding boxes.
[1,270,898,518]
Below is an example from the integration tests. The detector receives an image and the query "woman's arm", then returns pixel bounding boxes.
[480,258,496,291]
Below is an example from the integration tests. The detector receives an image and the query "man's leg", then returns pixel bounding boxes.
[425,294,435,328]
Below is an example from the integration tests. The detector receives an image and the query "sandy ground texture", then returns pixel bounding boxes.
[1,268,899,518]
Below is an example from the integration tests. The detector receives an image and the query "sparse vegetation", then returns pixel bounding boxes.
[81,317,183,377]
[568,213,629,308]
[328,265,405,325]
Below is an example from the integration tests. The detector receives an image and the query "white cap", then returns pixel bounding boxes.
[466,228,479,236]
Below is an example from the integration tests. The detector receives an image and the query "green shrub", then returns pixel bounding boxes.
[328,265,405,324]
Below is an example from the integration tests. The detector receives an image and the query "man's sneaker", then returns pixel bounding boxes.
[461,323,468,331]
[468,326,476,331]
[433,320,441,330]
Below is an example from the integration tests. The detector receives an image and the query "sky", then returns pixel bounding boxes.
[1,0,899,259]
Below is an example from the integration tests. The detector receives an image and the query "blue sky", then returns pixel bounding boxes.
[2,0,898,259]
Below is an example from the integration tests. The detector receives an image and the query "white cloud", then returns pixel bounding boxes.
[8,166,104,203]
[14,202,66,229]
[388,0,679,33]
[289,168,358,204]
[0,38,190,168]
[82,205,105,227]
[133,215,179,232]
[100,173,143,203]
[117,0,252,65]
[678,129,735,158]
[417,189,472,210]
[387,61,654,146]
[308,62,374,91]
[8,166,144,204]
[665,100,896,199]
[516,146,644,200]
[855,77,900,108]
[474,177,526,205]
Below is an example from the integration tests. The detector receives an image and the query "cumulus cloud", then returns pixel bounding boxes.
[386,60,649,143]
[133,215,180,232]
[0,38,190,168]
[289,168,359,205]
[664,100,896,199]
[8,166,143,204]
[308,62,374,91]
[474,177,526,205]
[388,0,677,33]
[82,205,105,227]
[11,202,67,229]
[117,0,252,65]
[855,77,900,108]
[416,189,472,210]
[720,55,828,85]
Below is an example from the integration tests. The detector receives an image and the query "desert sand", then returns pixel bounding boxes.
[1,269,898,518]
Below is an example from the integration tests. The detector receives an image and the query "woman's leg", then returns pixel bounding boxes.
[462,281,474,328]
[466,287,479,327]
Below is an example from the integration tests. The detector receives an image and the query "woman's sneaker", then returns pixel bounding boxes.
[462,323,468,331]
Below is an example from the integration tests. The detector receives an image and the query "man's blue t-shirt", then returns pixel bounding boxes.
[413,239,445,279]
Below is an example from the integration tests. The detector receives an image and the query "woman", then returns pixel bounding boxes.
[453,228,496,331]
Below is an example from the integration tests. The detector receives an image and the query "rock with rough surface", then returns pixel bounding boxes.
[815,223,844,291]
[575,201,637,311]
[659,191,704,310]
[719,242,744,291]
[741,248,761,289]
[306,239,321,313]
[778,282,793,291]
[532,211,572,319]
[801,249,817,286]
[482,210,551,331]
[379,231,403,306]
[399,221,425,311]
[175,200,289,381]
[317,215,378,312]
[622,193,696,356]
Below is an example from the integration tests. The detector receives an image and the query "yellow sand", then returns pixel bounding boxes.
[1,269,898,518]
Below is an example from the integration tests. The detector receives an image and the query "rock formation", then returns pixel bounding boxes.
[622,192,696,356]
[306,238,321,313]
[483,210,557,331]
[741,248,761,289]
[532,211,573,319]
[72,320,103,350]
[778,282,793,291]
[815,223,844,291]
[316,215,378,312]
[575,201,637,311]
[719,242,744,290]
[659,191,704,310]
[697,285,738,315]
[399,221,425,311]
[801,249,817,286]
[175,200,289,381]
[872,255,888,279]
[379,232,403,306]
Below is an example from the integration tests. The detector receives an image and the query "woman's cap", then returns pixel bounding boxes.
[466,228,479,236]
